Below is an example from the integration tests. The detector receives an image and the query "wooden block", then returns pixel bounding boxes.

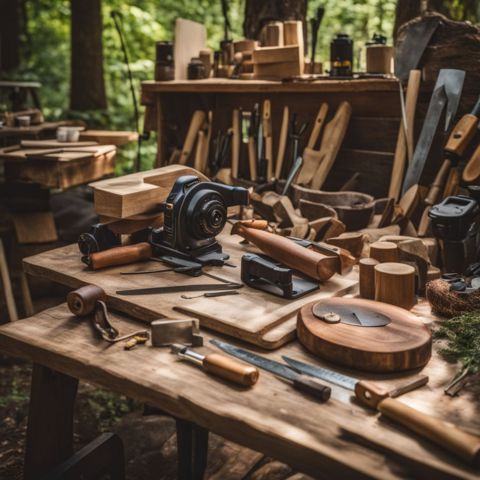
[13,212,58,244]
[90,165,208,218]
[254,61,301,79]
[359,257,379,300]
[375,262,416,310]
[252,45,301,64]
[174,18,206,80]
[369,241,398,263]
[233,39,258,53]
[79,130,138,146]
[264,22,284,47]
[283,20,304,73]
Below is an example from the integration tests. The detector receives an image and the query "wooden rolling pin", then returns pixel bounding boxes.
[356,381,480,466]
[232,223,341,281]
[171,344,259,387]
[88,243,152,270]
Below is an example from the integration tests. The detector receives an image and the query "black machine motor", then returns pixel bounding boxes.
[151,176,249,265]
[330,33,353,77]
[429,190,480,274]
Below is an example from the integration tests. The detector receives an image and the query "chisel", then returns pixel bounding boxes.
[283,356,480,465]
[171,344,259,387]
[210,340,331,401]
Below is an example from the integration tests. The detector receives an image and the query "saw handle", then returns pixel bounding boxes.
[293,374,331,402]
[88,242,152,270]
[203,353,259,387]
[356,381,480,465]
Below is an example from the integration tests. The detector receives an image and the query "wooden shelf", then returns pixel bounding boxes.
[141,77,400,94]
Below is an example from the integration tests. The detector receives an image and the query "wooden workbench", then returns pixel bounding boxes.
[141,78,435,199]
[0,247,479,478]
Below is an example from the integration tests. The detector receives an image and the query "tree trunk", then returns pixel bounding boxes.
[0,0,21,72]
[243,0,307,41]
[70,0,107,110]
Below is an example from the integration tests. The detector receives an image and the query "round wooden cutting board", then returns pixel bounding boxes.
[297,297,432,372]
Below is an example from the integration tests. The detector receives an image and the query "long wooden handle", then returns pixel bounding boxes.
[263,100,273,180]
[389,71,421,200]
[445,114,479,156]
[232,224,338,281]
[379,397,480,465]
[311,101,352,190]
[203,353,259,387]
[248,136,257,181]
[89,243,152,270]
[463,143,480,183]
[307,103,329,149]
[200,111,212,173]
[275,106,289,179]
[193,130,205,172]
[179,111,206,165]
[232,109,240,178]
[425,158,451,206]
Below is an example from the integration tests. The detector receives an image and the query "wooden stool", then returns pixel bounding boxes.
[375,262,416,310]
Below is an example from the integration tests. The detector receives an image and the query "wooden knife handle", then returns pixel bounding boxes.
[203,353,259,387]
[89,242,152,270]
[293,374,331,402]
[379,397,480,465]
[356,380,480,465]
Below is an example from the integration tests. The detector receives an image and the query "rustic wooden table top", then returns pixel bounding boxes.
[1,249,479,478]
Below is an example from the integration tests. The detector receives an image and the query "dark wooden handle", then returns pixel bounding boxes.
[293,374,331,402]
[204,353,259,387]
[67,284,106,316]
[445,114,479,157]
[89,242,152,270]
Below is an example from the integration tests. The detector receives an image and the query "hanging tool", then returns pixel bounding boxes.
[275,106,289,179]
[394,15,440,82]
[282,356,480,466]
[257,119,266,182]
[281,156,303,196]
[309,7,325,74]
[171,343,259,387]
[241,253,318,299]
[401,69,465,196]
[418,94,480,236]
[388,70,422,201]
[248,104,259,181]
[210,339,331,401]
[179,111,206,165]
[306,103,329,150]
[231,108,241,178]
[262,100,273,180]
[288,113,308,174]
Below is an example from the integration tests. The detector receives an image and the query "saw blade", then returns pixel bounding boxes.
[282,356,357,391]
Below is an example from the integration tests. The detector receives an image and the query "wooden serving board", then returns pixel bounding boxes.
[297,297,432,371]
[23,227,357,349]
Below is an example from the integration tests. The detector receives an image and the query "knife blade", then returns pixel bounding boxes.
[117,283,242,296]
[210,339,331,401]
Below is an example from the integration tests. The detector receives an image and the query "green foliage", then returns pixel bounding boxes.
[434,311,480,374]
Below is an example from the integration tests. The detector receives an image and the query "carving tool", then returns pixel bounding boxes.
[180,290,239,299]
[401,69,465,196]
[262,99,273,180]
[288,114,308,176]
[171,343,259,387]
[210,340,331,401]
[418,93,480,236]
[248,104,259,181]
[116,282,242,296]
[151,319,203,347]
[275,106,289,179]
[283,356,480,466]
[281,155,303,196]
[231,108,241,178]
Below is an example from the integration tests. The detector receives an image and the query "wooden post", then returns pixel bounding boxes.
[176,418,209,480]
[0,238,18,321]
[24,365,79,479]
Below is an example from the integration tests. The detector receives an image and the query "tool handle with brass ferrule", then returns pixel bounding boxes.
[203,353,259,387]
[248,136,257,181]
[356,381,480,465]
[88,242,152,270]
[293,374,331,402]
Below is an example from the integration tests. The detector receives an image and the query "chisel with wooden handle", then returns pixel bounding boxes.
[232,108,241,179]
[171,344,259,387]
[284,356,480,465]
[262,99,273,180]
[86,242,152,270]
[275,106,289,179]
[179,110,206,165]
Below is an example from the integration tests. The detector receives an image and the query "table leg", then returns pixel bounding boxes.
[176,418,209,480]
[24,364,79,480]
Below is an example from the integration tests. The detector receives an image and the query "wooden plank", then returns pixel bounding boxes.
[90,165,208,218]
[253,46,301,64]
[0,301,478,479]
[12,211,58,244]
[174,18,206,80]
[22,227,357,349]
[79,130,138,146]
[141,78,400,94]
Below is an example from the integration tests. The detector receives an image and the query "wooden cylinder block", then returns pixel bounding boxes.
[264,22,284,47]
[366,45,393,74]
[369,241,398,263]
[375,262,416,310]
[359,257,379,300]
